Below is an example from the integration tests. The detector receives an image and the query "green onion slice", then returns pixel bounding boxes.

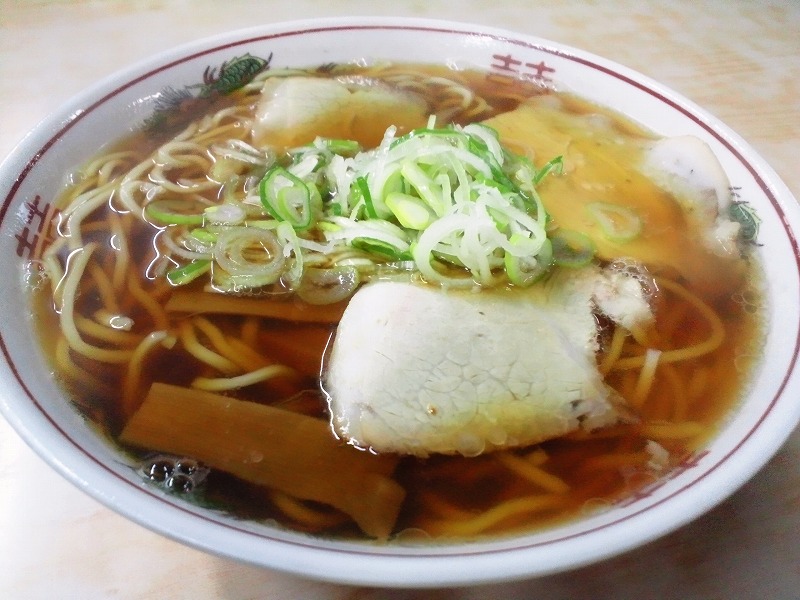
[144,198,207,226]
[505,236,553,286]
[166,259,212,286]
[259,166,318,229]
[212,226,286,286]
[533,155,564,185]
[355,176,378,219]
[321,138,361,156]
[385,192,436,230]
[156,121,569,296]
[586,201,642,242]
[296,266,360,305]
[551,229,596,268]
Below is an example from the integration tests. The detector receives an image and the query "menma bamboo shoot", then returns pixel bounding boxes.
[120,382,405,538]
[165,291,347,324]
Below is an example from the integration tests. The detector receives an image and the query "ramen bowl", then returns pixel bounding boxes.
[0,17,799,588]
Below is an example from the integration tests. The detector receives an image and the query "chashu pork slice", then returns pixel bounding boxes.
[251,76,428,150]
[324,267,651,457]
[641,135,741,257]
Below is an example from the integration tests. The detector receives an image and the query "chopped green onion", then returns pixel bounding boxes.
[153,121,566,296]
[204,203,246,225]
[355,176,377,219]
[189,229,218,244]
[351,237,408,260]
[586,201,642,242]
[259,166,318,229]
[213,226,286,287]
[210,157,247,182]
[400,161,445,216]
[533,155,564,185]
[551,230,596,268]
[166,259,211,286]
[385,192,436,230]
[320,138,361,156]
[297,266,360,305]
[505,236,552,286]
[144,198,207,226]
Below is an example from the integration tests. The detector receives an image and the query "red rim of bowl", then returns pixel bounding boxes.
[0,17,798,586]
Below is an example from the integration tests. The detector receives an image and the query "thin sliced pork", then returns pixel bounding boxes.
[251,77,428,149]
[641,135,741,257]
[324,267,651,457]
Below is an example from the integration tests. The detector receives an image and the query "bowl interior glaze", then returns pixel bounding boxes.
[0,17,799,587]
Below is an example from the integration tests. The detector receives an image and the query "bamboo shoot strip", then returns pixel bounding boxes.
[258,324,333,377]
[120,383,405,538]
[165,291,347,324]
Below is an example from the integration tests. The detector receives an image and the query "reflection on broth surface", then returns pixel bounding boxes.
[29,61,763,541]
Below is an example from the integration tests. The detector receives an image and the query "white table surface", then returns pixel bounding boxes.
[1,1,799,598]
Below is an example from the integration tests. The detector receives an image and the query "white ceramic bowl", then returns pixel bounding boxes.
[1,17,799,588]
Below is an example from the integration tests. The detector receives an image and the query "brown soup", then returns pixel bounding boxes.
[29,62,763,541]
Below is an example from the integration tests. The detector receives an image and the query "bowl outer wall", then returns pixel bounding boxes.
[0,16,799,587]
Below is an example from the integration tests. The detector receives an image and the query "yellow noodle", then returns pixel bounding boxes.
[116,179,156,218]
[632,349,661,407]
[423,495,563,537]
[225,337,275,371]
[165,290,347,323]
[93,309,134,332]
[193,121,247,145]
[582,452,650,470]
[54,335,116,398]
[150,142,218,193]
[108,211,131,292]
[206,104,254,127]
[495,452,569,494]
[115,155,160,216]
[599,325,628,374]
[192,316,267,372]
[561,424,633,441]
[460,96,492,120]
[660,362,688,421]
[79,151,139,180]
[88,263,121,314]
[59,175,103,207]
[127,275,169,331]
[617,369,639,402]
[270,490,349,530]
[97,157,137,187]
[640,421,705,440]
[523,447,550,467]
[687,366,710,400]
[60,181,115,220]
[58,245,135,364]
[149,167,219,194]
[630,322,657,348]
[240,317,261,347]
[173,120,202,143]
[154,141,211,167]
[658,299,692,342]
[41,235,68,307]
[418,493,475,520]
[490,88,530,104]
[74,315,141,347]
[122,331,176,418]
[178,319,240,375]
[61,181,118,246]
[192,364,296,391]
[611,278,725,370]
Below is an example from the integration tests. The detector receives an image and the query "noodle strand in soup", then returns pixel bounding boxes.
[29,62,763,541]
